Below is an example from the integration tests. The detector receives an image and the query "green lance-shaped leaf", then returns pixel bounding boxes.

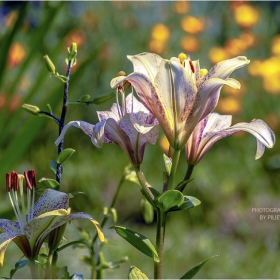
[168,196,201,212]
[155,190,184,212]
[163,154,172,175]
[128,266,149,279]
[175,178,194,192]
[10,260,30,278]
[141,197,154,224]
[56,148,75,164]
[79,95,91,103]
[111,226,159,262]
[22,104,40,115]
[180,255,219,279]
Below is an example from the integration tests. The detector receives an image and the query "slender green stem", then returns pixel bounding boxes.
[135,167,155,205]
[90,175,126,279]
[167,149,181,190]
[154,209,167,279]
[184,164,195,182]
[29,258,37,279]
[45,249,55,279]
[56,61,72,183]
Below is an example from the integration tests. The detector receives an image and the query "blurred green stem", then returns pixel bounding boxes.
[90,174,126,279]
[154,209,167,279]
[168,149,181,190]
[45,249,55,279]
[29,258,38,279]
[56,61,72,183]
[184,164,195,182]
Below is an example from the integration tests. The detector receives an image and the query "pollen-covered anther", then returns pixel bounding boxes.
[200,69,208,78]
[178,52,187,65]
[117,71,126,77]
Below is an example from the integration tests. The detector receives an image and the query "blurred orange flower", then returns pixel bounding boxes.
[208,47,230,64]
[160,134,169,155]
[216,97,241,115]
[151,23,170,42]
[225,38,247,56]
[173,1,190,14]
[8,42,26,68]
[9,94,22,112]
[223,80,247,96]
[240,32,256,48]
[149,24,170,54]
[5,11,17,28]
[0,94,6,110]
[180,35,199,53]
[233,4,259,29]
[248,59,262,76]
[65,29,87,49]
[181,16,205,34]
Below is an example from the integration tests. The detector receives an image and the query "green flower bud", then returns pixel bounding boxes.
[22,103,40,115]
[43,55,56,75]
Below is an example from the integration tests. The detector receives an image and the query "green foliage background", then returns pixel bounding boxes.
[0,1,280,278]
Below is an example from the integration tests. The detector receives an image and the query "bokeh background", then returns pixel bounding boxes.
[0,1,280,278]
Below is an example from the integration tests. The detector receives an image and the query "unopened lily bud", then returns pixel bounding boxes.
[200,68,208,77]
[66,42,77,67]
[178,52,187,64]
[117,71,126,77]
[141,198,154,224]
[22,103,40,115]
[69,42,77,57]
[43,55,56,75]
[48,223,67,251]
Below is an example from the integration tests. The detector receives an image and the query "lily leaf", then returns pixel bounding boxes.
[56,148,75,164]
[141,197,154,224]
[53,74,69,83]
[111,226,159,262]
[86,92,115,105]
[175,178,195,192]
[50,160,64,175]
[180,255,219,279]
[38,177,60,193]
[128,266,149,279]
[10,260,29,278]
[155,190,184,212]
[169,196,201,212]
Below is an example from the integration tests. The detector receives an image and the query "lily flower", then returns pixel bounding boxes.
[55,93,159,166]
[0,170,104,267]
[110,52,250,150]
[185,113,276,165]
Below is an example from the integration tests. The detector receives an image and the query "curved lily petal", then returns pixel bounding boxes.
[127,52,163,80]
[186,113,276,164]
[55,121,95,146]
[201,56,250,84]
[0,219,20,234]
[0,231,19,267]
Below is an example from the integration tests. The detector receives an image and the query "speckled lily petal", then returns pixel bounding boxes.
[127,52,163,81]
[0,219,20,234]
[0,231,19,267]
[186,113,276,164]
[201,56,250,85]
[55,121,95,146]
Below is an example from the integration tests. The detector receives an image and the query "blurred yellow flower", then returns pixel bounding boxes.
[8,42,26,68]
[248,59,262,76]
[216,97,241,115]
[234,4,259,29]
[5,11,17,28]
[261,57,280,78]
[149,24,170,54]
[263,74,280,95]
[208,47,230,64]
[151,23,170,42]
[148,39,166,54]
[180,35,199,53]
[173,1,190,14]
[181,16,205,34]
[271,35,280,56]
